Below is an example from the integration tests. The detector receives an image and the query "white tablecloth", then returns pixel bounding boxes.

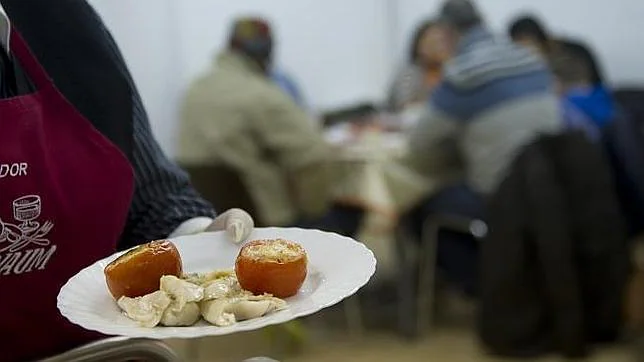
[324,126,434,276]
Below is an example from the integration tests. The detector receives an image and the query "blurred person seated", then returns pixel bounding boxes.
[388,19,450,112]
[508,14,607,87]
[406,0,561,296]
[178,17,362,235]
[551,51,613,141]
[552,49,644,238]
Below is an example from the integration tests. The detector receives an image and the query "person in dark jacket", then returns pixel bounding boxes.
[479,132,629,358]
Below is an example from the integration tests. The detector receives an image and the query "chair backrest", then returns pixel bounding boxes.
[180,163,262,226]
[602,113,644,235]
[614,88,644,130]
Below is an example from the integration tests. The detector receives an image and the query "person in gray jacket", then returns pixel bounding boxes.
[406,0,561,295]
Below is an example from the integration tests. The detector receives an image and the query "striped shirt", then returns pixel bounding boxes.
[443,27,547,91]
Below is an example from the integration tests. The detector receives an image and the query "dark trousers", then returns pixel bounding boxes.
[295,204,365,237]
[407,184,484,296]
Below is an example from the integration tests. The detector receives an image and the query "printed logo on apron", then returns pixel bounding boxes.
[0,198,56,275]
[0,162,56,275]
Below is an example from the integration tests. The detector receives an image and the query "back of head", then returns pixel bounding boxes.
[228,17,274,73]
[438,0,482,33]
[508,16,549,44]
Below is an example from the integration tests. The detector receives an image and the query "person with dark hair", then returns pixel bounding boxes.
[550,48,644,238]
[406,0,560,295]
[508,15,551,55]
[179,18,328,227]
[508,14,615,133]
[507,14,606,86]
[411,0,560,195]
[388,19,450,111]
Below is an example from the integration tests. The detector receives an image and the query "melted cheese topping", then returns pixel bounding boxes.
[241,239,305,263]
[108,240,171,270]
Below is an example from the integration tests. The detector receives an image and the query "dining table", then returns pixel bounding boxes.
[324,120,435,277]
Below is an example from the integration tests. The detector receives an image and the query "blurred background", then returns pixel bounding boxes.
[87,1,644,361]
[89,0,643,156]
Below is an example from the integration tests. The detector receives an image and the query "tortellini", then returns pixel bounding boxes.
[116,271,286,328]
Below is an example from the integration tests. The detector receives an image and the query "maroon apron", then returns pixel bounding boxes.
[0,29,134,361]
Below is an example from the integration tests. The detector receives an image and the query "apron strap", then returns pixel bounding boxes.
[8,26,51,89]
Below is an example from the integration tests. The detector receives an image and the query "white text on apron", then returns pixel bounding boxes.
[0,194,56,275]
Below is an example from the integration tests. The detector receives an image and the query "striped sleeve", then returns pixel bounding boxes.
[90,9,217,249]
[118,100,217,249]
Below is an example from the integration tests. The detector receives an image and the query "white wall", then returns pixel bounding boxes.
[88,0,644,156]
[175,0,394,110]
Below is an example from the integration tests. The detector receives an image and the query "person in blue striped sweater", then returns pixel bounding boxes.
[406,0,561,295]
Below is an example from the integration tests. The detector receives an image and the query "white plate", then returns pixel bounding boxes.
[57,227,376,339]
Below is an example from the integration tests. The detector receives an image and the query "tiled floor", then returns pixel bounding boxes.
[287,330,634,362]
[168,326,635,362]
[167,285,640,361]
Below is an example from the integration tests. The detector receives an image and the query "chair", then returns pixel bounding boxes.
[614,88,644,131]
[602,114,644,236]
[396,214,487,338]
[180,163,261,225]
[41,337,181,362]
